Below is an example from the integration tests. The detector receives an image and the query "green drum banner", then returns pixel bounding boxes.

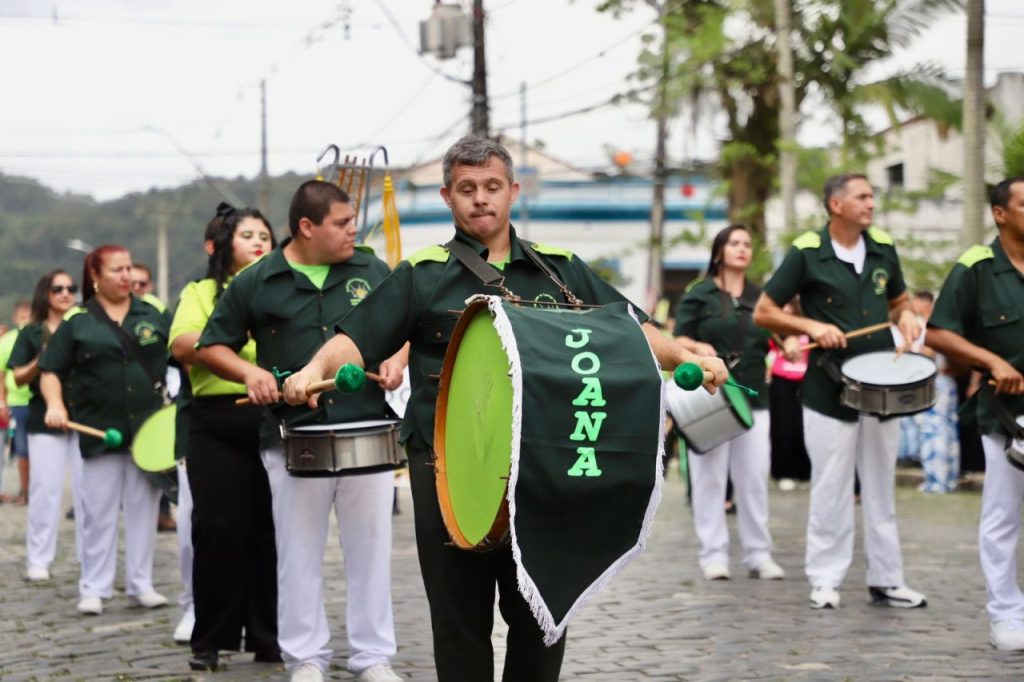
[443,294,665,645]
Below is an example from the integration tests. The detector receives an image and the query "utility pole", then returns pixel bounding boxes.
[259,78,270,215]
[962,0,986,247]
[471,0,489,137]
[647,3,670,308]
[774,0,797,233]
[156,212,169,304]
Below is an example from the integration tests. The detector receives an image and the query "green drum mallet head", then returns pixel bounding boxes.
[335,363,367,393]
[674,362,705,391]
[104,428,124,449]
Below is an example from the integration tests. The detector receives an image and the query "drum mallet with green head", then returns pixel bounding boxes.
[330,363,384,394]
[67,421,124,448]
[673,363,759,397]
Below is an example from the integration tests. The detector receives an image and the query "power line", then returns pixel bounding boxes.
[370,0,469,86]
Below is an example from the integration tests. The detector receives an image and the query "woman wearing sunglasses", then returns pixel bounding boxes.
[8,271,84,581]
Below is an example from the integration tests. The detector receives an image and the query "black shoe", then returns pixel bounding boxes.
[189,651,219,671]
[252,648,283,663]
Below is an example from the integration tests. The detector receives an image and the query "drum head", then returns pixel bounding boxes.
[132,404,177,472]
[723,380,754,428]
[437,307,513,548]
[841,351,936,386]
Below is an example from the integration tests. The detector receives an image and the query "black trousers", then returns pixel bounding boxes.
[769,377,811,481]
[187,396,278,654]
[407,447,566,682]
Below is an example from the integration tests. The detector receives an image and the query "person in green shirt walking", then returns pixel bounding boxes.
[754,173,927,611]
[926,176,1024,650]
[8,271,84,582]
[283,136,729,682]
[0,301,33,504]
[39,244,170,616]
[673,224,784,582]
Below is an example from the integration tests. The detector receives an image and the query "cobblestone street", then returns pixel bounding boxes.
[1,464,1023,681]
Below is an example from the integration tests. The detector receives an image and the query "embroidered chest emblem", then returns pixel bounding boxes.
[345,278,372,305]
[134,321,159,346]
[871,267,889,295]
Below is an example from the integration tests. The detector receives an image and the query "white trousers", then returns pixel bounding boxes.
[78,453,162,598]
[980,434,1024,623]
[261,446,396,674]
[803,408,904,589]
[689,409,773,570]
[176,460,194,612]
[26,432,84,569]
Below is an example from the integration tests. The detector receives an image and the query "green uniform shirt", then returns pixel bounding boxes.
[197,239,393,448]
[928,238,1024,437]
[337,226,649,450]
[762,225,906,421]
[170,278,257,397]
[7,322,63,435]
[0,328,32,407]
[673,278,770,409]
[38,298,170,457]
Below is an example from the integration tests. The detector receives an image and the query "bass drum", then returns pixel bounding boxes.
[131,404,179,503]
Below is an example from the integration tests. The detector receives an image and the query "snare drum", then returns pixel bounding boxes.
[664,378,753,453]
[281,419,403,477]
[839,351,937,416]
[435,294,664,644]
[131,404,179,503]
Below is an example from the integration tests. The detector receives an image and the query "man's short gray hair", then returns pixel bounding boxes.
[442,136,515,187]
[822,173,868,215]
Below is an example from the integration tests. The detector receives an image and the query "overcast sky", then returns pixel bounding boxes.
[1,0,1021,200]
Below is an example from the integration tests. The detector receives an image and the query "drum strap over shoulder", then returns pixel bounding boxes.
[983,383,1024,440]
[445,237,584,306]
[85,298,170,406]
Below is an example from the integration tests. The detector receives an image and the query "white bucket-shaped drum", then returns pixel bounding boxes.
[665,379,753,453]
[839,351,937,416]
[281,419,404,477]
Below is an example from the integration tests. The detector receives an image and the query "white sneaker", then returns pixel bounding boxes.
[991,619,1024,651]
[77,596,103,615]
[869,585,927,608]
[749,559,785,580]
[810,586,840,609]
[25,565,50,582]
[356,663,403,682]
[777,478,797,492]
[291,662,325,682]
[133,591,169,609]
[702,562,731,580]
[173,607,195,644]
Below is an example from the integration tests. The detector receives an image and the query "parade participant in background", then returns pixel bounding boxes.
[132,262,178,533]
[767,300,811,490]
[753,173,927,610]
[0,302,33,504]
[283,136,728,682]
[8,271,84,581]
[674,224,784,582]
[926,176,1024,650]
[39,245,170,616]
[171,203,280,670]
[198,181,405,682]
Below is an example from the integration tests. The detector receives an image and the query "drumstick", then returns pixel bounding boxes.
[799,321,892,352]
[66,421,123,448]
[235,364,384,405]
[673,363,759,397]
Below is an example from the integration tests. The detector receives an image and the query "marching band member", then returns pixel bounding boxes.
[674,224,783,581]
[39,245,169,615]
[754,174,926,610]
[169,204,279,669]
[8,270,84,581]
[926,176,1024,650]
[197,182,404,682]
[283,137,728,682]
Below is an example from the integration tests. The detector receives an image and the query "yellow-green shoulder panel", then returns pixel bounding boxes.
[63,306,86,321]
[957,244,994,268]
[867,226,894,245]
[406,245,450,266]
[355,244,376,255]
[792,231,821,250]
[141,293,167,313]
[530,242,573,259]
[684,277,706,293]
